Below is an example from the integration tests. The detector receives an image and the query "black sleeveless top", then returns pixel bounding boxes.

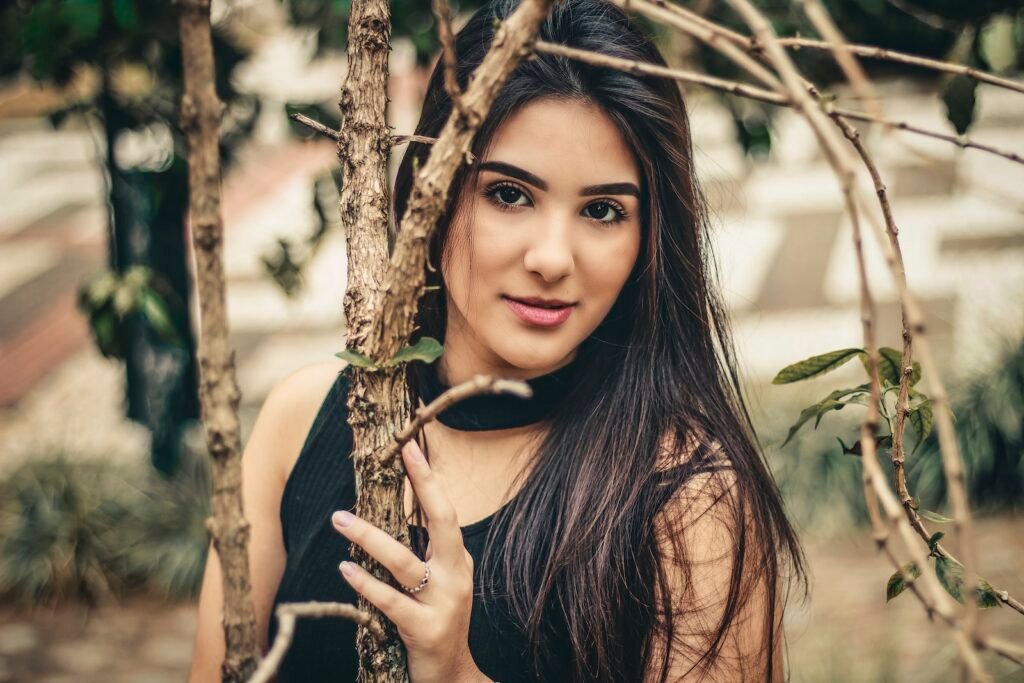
[267,360,582,682]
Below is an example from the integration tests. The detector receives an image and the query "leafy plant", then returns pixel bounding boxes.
[77,266,182,360]
[772,346,934,456]
[0,453,211,605]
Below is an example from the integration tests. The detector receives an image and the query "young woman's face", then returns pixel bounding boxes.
[441,97,642,381]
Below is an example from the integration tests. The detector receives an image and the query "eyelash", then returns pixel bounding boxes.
[482,180,630,225]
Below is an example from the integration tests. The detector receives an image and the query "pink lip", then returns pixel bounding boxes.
[504,297,575,327]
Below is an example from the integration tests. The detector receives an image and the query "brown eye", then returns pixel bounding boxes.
[484,182,531,209]
[584,201,625,224]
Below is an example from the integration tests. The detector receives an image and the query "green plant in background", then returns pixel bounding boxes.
[0,0,259,475]
[0,453,211,605]
[773,337,1023,609]
[77,265,182,360]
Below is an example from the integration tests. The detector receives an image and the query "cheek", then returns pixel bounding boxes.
[583,228,641,305]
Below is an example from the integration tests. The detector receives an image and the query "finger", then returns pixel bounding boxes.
[332,510,427,590]
[339,560,423,626]
[402,440,465,563]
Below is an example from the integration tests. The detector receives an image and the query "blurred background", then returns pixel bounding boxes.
[0,1,1022,681]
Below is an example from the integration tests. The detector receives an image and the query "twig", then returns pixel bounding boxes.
[288,113,469,159]
[777,37,1024,96]
[609,0,783,92]
[432,0,464,113]
[389,375,532,462]
[247,602,385,683]
[533,42,1024,167]
[794,0,881,119]
[721,0,993,673]
[289,112,342,141]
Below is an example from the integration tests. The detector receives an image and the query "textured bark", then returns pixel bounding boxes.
[178,1,260,681]
[336,1,556,681]
[335,2,412,681]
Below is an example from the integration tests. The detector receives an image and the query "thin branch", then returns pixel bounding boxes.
[389,375,532,461]
[609,0,783,93]
[777,37,1024,96]
[248,602,385,683]
[432,0,464,113]
[794,0,881,119]
[533,42,1024,167]
[288,113,471,160]
[720,0,994,673]
[177,0,259,679]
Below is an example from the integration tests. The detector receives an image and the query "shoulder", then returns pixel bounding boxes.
[245,359,348,488]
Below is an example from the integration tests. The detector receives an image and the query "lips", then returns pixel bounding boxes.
[503,295,576,327]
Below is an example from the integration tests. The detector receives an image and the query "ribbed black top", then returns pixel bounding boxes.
[267,362,579,682]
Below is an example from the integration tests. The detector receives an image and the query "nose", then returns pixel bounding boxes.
[523,212,575,283]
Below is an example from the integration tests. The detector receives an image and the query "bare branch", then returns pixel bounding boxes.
[534,41,1024,167]
[248,602,385,683]
[794,0,881,118]
[432,0,464,113]
[777,37,1024,95]
[609,0,783,92]
[288,113,459,157]
[177,0,259,679]
[390,375,532,461]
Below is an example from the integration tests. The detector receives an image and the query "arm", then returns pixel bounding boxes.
[187,361,345,682]
[646,446,784,682]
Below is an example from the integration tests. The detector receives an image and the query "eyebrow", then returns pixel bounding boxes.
[478,160,640,198]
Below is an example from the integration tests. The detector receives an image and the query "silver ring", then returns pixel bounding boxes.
[401,561,431,594]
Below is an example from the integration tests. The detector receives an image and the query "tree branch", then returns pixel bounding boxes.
[177,0,259,680]
[247,602,385,683]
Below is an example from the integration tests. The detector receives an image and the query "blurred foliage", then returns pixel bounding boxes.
[0,0,260,475]
[287,0,485,65]
[0,451,211,605]
[770,332,1024,535]
[678,0,1024,156]
[909,334,1024,512]
[76,265,183,360]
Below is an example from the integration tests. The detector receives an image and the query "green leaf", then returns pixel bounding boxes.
[334,349,378,369]
[772,349,864,384]
[928,531,945,552]
[781,401,837,447]
[936,555,964,602]
[834,433,892,457]
[383,337,443,367]
[976,579,1002,609]
[112,282,139,317]
[860,347,920,386]
[934,556,1002,608]
[886,561,920,602]
[79,271,119,311]
[941,74,978,136]
[918,508,952,524]
[139,288,179,343]
[909,400,934,456]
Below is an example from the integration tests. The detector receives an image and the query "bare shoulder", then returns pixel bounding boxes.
[247,358,348,485]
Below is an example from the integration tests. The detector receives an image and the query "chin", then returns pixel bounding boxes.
[490,334,580,375]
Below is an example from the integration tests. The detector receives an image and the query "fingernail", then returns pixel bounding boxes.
[333,510,355,528]
[339,561,356,577]
[405,441,425,463]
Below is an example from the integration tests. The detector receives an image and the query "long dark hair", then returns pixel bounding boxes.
[394,1,806,680]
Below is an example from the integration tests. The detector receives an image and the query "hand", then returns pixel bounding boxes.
[332,439,488,683]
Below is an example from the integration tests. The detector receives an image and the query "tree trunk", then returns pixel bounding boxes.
[178,1,260,680]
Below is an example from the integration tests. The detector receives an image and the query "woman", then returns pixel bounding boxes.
[188,1,805,681]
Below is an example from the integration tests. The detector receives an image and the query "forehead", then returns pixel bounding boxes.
[483,97,639,185]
